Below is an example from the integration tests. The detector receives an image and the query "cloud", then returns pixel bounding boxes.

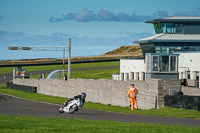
[0,29,153,47]
[49,9,97,22]
[156,10,168,18]
[49,7,200,23]
[173,6,200,16]
[49,9,156,23]
[98,10,119,21]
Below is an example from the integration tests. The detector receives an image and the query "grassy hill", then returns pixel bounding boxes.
[102,45,142,57]
[0,45,143,65]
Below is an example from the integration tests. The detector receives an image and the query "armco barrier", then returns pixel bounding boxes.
[7,82,37,93]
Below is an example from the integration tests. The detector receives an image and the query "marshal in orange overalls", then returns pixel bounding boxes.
[128,84,138,110]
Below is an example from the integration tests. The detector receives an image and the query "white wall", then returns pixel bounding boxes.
[178,52,200,80]
[120,58,145,81]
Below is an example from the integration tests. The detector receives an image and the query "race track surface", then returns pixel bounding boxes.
[0,93,200,126]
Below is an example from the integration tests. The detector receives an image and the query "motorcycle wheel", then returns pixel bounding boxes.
[59,107,64,113]
[69,104,78,114]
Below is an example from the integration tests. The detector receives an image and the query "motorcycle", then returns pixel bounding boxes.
[59,98,80,114]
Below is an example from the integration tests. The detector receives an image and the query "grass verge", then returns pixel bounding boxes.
[0,114,200,133]
[0,84,200,119]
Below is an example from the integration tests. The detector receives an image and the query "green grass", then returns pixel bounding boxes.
[0,61,119,74]
[29,68,119,79]
[1,84,200,119]
[0,84,65,105]
[71,68,119,79]
[0,114,200,133]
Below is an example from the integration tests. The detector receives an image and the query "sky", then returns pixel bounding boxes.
[0,0,200,60]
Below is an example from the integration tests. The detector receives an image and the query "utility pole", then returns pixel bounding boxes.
[68,38,71,79]
[63,47,65,80]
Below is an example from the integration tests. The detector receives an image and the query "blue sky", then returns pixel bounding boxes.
[1,0,200,60]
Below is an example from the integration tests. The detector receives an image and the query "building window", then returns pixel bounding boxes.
[169,46,182,53]
[160,56,169,72]
[183,46,189,51]
[189,46,198,51]
[170,56,177,71]
[174,23,184,33]
[147,54,178,74]
[182,46,198,51]
[155,46,169,53]
[153,23,163,33]
[153,56,159,71]
[154,23,184,34]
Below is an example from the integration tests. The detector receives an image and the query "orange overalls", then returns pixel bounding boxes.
[128,87,138,110]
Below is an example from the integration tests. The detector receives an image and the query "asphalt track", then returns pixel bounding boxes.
[0,93,200,126]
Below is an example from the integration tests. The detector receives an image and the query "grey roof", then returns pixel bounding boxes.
[134,33,200,44]
[146,16,200,23]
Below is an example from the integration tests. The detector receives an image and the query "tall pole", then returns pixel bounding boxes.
[63,47,65,80]
[68,38,71,79]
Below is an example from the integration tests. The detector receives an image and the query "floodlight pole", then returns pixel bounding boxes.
[68,38,71,80]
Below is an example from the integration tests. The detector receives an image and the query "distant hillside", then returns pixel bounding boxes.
[100,45,143,57]
[0,45,143,65]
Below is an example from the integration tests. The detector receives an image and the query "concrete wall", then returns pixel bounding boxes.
[182,87,200,96]
[13,78,181,110]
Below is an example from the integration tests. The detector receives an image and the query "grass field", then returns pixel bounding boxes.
[1,114,200,133]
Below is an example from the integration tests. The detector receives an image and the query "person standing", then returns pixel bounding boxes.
[128,84,138,110]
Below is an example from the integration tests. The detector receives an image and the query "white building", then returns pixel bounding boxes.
[119,16,200,87]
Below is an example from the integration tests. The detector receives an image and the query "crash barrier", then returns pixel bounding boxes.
[7,82,37,93]
[164,93,200,111]
[13,78,181,110]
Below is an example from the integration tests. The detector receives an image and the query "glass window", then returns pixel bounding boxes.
[179,24,184,27]
[153,56,159,71]
[155,46,161,50]
[198,46,200,51]
[153,23,163,33]
[160,56,169,72]
[166,23,175,33]
[170,46,182,53]
[176,27,183,33]
[170,56,177,72]
[154,23,184,34]
[189,46,198,51]
[161,46,169,53]
[155,46,161,53]
[174,23,184,33]
[183,46,198,51]
[183,46,189,51]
